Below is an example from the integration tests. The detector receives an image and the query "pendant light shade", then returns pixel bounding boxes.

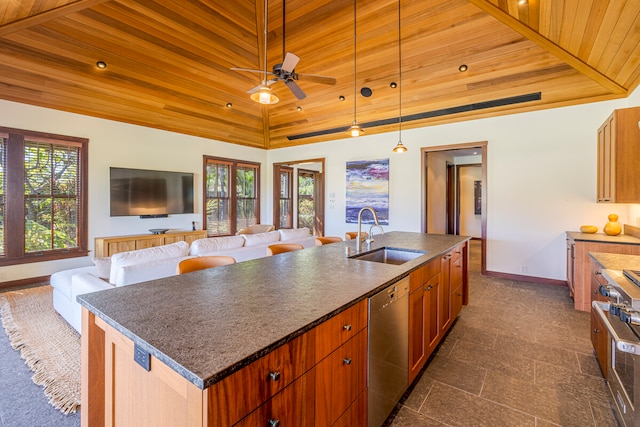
[349,121,364,137]
[393,0,407,152]
[251,0,279,105]
[393,140,408,152]
[347,0,364,137]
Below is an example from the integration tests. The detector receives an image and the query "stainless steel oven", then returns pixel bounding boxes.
[593,268,640,427]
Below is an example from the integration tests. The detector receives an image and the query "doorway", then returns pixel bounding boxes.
[422,143,487,274]
[273,159,325,236]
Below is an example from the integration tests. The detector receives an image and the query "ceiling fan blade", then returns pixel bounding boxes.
[295,73,337,85]
[281,52,300,73]
[285,79,307,100]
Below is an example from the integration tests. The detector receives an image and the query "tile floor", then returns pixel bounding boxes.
[386,240,620,427]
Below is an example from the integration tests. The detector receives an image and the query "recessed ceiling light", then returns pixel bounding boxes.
[96,61,107,69]
[226,102,232,108]
[360,87,372,97]
[518,0,528,4]
[390,82,397,88]
[458,64,468,72]
[339,95,346,101]
[297,106,302,111]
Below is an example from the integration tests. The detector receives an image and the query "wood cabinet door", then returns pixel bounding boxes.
[597,114,614,202]
[408,286,427,384]
[451,284,463,320]
[426,273,441,355]
[333,390,367,427]
[315,329,367,426]
[440,253,452,334]
[590,308,609,378]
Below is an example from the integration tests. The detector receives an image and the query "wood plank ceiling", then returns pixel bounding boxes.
[0,0,638,149]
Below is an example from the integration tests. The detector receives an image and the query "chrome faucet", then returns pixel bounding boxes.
[356,206,383,252]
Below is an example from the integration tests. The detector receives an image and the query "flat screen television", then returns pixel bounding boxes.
[110,167,194,217]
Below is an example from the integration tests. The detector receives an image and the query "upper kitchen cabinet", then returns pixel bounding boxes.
[597,106,640,203]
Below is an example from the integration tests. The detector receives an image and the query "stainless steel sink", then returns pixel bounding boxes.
[350,247,426,265]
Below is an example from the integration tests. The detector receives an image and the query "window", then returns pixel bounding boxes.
[204,156,259,236]
[277,166,293,229]
[298,169,315,230]
[0,127,89,265]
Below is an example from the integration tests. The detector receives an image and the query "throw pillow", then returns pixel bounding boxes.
[92,257,111,279]
[242,230,280,247]
[279,227,311,241]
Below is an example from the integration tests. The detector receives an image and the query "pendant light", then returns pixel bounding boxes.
[393,0,407,153]
[250,0,279,105]
[347,0,364,137]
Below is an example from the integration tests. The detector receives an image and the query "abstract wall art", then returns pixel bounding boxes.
[346,158,389,225]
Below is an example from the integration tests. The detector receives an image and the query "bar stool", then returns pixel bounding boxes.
[176,256,236,274]
[316,236,343,246]
[267,243,304,256]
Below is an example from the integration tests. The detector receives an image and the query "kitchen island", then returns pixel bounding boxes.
[78,231,469,426]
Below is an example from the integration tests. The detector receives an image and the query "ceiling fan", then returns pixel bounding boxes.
[232,52,337,101]
[231,0,336,103]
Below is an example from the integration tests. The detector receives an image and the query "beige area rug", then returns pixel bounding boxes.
[0,286,81,414]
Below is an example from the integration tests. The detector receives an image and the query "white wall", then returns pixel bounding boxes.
[269,94,640,281]
[0,100,267,282]
[459,165,482,238]
[2,90,639,283]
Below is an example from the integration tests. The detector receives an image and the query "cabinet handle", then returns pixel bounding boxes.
[343,357,352,365]
[594,289,598,294]
[268,371,280,381]
[457,293,462,296]
[269,419,280,427]
[425,285,432,291]
[343,324,352,331]
[594,271,602,276]
[593,329,600,334]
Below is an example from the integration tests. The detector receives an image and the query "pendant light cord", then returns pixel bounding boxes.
[353,0,357,122]
[263,0,268,84]
[398,0,402,134]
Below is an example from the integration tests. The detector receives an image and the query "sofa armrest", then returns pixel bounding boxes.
[71,272,113,301]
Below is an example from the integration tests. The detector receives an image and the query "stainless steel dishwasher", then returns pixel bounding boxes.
[368,277,410,427]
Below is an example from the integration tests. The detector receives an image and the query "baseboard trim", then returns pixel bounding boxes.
[0,275,50,291]
[484,270,567,287]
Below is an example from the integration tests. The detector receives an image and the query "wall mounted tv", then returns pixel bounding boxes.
[110,167,194,217]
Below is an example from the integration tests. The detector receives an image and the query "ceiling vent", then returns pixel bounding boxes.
[287,92,542,140]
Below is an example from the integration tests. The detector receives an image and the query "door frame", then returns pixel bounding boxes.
[421,142,487,274]
[272,158,325,236]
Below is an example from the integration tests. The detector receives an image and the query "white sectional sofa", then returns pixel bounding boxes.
[189,228,316,261]
[50,228,315,333]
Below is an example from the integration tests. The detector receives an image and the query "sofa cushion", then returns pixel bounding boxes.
[92,257,111,279]
[109,241,189,284]
[189,235,245,256]
[279,227,311,241]
[242,230,280,247]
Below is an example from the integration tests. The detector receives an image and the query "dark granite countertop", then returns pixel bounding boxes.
[77,231,468,390]
[589,252,640,270]
[566,231,640,245]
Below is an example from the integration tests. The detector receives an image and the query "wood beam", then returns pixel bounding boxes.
[466,0,626,95]
[0,0,112,37]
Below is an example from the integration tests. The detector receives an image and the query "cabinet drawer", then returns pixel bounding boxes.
[235,370,316,427]
[450,243,465,262]
[315,300,367,362]
[206,331,315,426]
[409,259,440,293]
[315,329,368,426]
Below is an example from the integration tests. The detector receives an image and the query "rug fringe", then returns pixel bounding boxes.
[0,289,80,415]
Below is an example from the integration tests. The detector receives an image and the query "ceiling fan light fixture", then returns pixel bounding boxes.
[250,85,279,105]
